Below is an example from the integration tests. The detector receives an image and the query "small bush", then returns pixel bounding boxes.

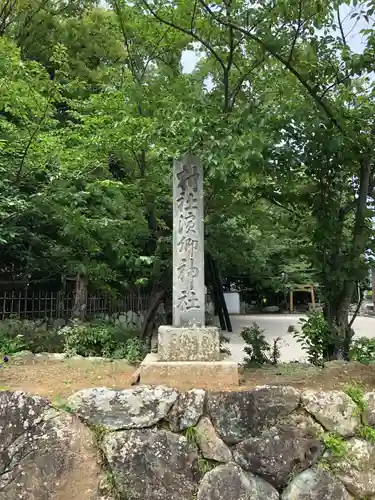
[62,320,147,363]
[0,318,63,354]
[349,337,375,365]
[112,337,148,364]
[0,333,25,355]
[241,323,280,367]
[293,312,333,366]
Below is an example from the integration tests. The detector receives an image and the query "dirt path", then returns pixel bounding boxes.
[0,357,136,400]
[240,361,375,392]
[1,357,374,398]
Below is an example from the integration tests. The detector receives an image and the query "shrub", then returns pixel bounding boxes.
[0,333,25,355]
[0,318,63,354]
[111,337,148,365]
[293,312,333,366]
[62,320,147,363]
[349,337,375,365]
[241,322,280,367]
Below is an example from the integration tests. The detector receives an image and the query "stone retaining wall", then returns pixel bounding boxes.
[2,385,375,499]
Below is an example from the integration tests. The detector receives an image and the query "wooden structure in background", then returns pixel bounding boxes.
[0,288,150,320]
[289,284,316,313]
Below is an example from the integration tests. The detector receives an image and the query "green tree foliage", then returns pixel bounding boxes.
[0,36,146,287]
[1,0,375,357]
[141,0,375,357]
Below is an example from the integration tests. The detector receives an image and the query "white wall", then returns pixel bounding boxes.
[224,292,240,314]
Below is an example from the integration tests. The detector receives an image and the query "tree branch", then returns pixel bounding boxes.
[348,286,363,329]
[319,72,350,99]
[16,102,50,183]
[224,1,234,112]
[191,0,198,32]
[349,130,374,265]
[288,0,303,63]
[0,0,16,34]
[337,8,347,47]
[230,56,265,109]
[141,0,226,71]
[112,0,140,82]
[197,0,345,134]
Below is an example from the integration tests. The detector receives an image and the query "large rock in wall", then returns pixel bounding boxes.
[1,385,375,499]
[207,385,301,444]
[103,428,200,500]
[0,391,105,500]
[233,413,324,489]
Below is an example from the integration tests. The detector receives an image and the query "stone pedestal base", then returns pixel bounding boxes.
[158,325,220,361]
[139,353,239,389]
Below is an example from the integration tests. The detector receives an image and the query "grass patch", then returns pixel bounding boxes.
[184,426,198,444]
[359,425,375,443]
[318,432,354,474]
[90,424,120,500]
[91,423,108,446]
[321,432,348,458]
[197,458,215,475]
[344,382,368,414]
[53,395,74,413]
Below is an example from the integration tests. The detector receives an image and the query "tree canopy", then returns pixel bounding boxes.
[1,0,375,356]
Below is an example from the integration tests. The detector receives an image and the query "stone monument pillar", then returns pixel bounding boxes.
[140,154,238,388]
[173,154,205,328]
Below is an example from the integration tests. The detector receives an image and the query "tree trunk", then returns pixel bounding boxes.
[72,274,88,321]
[140,290,166,345]
[323,293,353,360]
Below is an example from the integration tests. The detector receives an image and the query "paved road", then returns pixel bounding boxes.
[225,314,375,364]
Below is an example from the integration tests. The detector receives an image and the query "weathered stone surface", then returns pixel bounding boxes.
[301,390,360,437]
[167,389,205,431]
[365,392,375,427]
[281,467,350,500]
[102,428,199,500]
[158,326,220,361]
[327,438,375,497]
[140,353,239,389]
[263,306,279,313]
[67,385,178,430]
[254,475,280,499]
[0,391,103,500]
[172,154,205,328]
[196,416,232,462]
[207,385,300,444]
[11,350,35,360]
[197,462,279,500]
[0,390,49,443]
[233,413,324,489]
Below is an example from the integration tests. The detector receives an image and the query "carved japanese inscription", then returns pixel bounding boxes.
[173,154,205,327]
